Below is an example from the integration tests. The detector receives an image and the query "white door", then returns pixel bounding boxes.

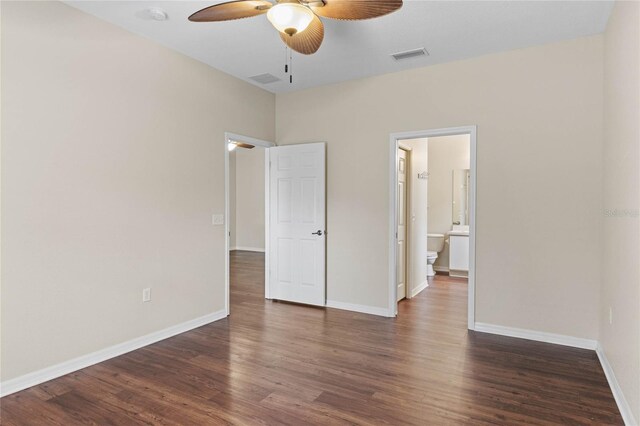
[269,143,326,306]
[397,148,408,301]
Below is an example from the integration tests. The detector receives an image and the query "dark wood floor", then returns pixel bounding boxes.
[1,251,622,425]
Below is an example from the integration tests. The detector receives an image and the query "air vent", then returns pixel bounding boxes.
[249,73,281,84]
[391,48,428,61]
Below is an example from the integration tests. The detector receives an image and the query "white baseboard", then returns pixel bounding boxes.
[474,322,597,350]
[410,280,429,298]
[326,300,391,317]
[230,246,265,252]
[433,266,449,273]
[0,309,227,398]
[596,343,637,426]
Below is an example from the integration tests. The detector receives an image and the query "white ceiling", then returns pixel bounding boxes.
[65,0,613,93]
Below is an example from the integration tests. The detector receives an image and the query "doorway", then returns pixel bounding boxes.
[224,132,275,315]
[388,126,477,330]
[224,135,327,314]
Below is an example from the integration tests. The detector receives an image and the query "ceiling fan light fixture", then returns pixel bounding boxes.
[189,0,403,55]
[267,2,314,36]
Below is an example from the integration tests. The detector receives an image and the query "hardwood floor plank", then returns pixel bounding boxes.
[0,251,623,424]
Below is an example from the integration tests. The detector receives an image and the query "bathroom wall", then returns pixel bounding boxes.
[600,0,640,422]
[427,135,471,271]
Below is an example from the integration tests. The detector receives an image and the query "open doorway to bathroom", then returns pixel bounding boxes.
[388,127,477,330]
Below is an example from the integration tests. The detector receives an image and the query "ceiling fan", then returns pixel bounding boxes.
[188,0,403,55]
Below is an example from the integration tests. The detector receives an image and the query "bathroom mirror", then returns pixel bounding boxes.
[452,169,470,226]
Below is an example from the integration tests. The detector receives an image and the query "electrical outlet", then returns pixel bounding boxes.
[212,214,224,225]
[142,288,151,303]
[609,307,613,325]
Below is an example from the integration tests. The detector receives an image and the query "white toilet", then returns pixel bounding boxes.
[427,233,445,277]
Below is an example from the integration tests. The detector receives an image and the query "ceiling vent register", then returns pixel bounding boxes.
[391,48,428,61]
[249,73,281,84]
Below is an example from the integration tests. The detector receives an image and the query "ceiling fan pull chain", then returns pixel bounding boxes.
[290,49,293,84]
[285,46,288,73]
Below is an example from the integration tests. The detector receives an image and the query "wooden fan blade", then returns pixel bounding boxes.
[308,0,402,21]
[279,14,324,55]
[189,0,272,22]
[235,142,255,149]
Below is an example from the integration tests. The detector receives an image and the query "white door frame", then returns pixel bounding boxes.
[224,132,276,316]
[388,126,477,330]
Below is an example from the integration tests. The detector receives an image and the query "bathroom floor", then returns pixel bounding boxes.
[399,272,469,324]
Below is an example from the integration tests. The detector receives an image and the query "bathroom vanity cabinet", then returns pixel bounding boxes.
[449,232,469,278]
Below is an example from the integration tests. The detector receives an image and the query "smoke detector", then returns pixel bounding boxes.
[140,8,169,21]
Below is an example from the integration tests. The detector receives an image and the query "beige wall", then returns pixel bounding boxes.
[276,36,604,339]
[426,135,470,270]
[601,0,640,422]
[0,1,275,381]
[233,148,266,250]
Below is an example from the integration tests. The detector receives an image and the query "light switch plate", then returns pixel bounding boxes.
[212,214,224,225]
[142,288,151,303]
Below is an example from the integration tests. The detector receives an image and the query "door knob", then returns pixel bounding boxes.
[311,230,324,236]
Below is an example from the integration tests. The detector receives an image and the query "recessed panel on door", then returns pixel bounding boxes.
[300,152,318,168]
[277,238,293,284]
[277,178,293,223]
[300,239,317,287]
[300,178,317,223]
[278,155,294,170]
